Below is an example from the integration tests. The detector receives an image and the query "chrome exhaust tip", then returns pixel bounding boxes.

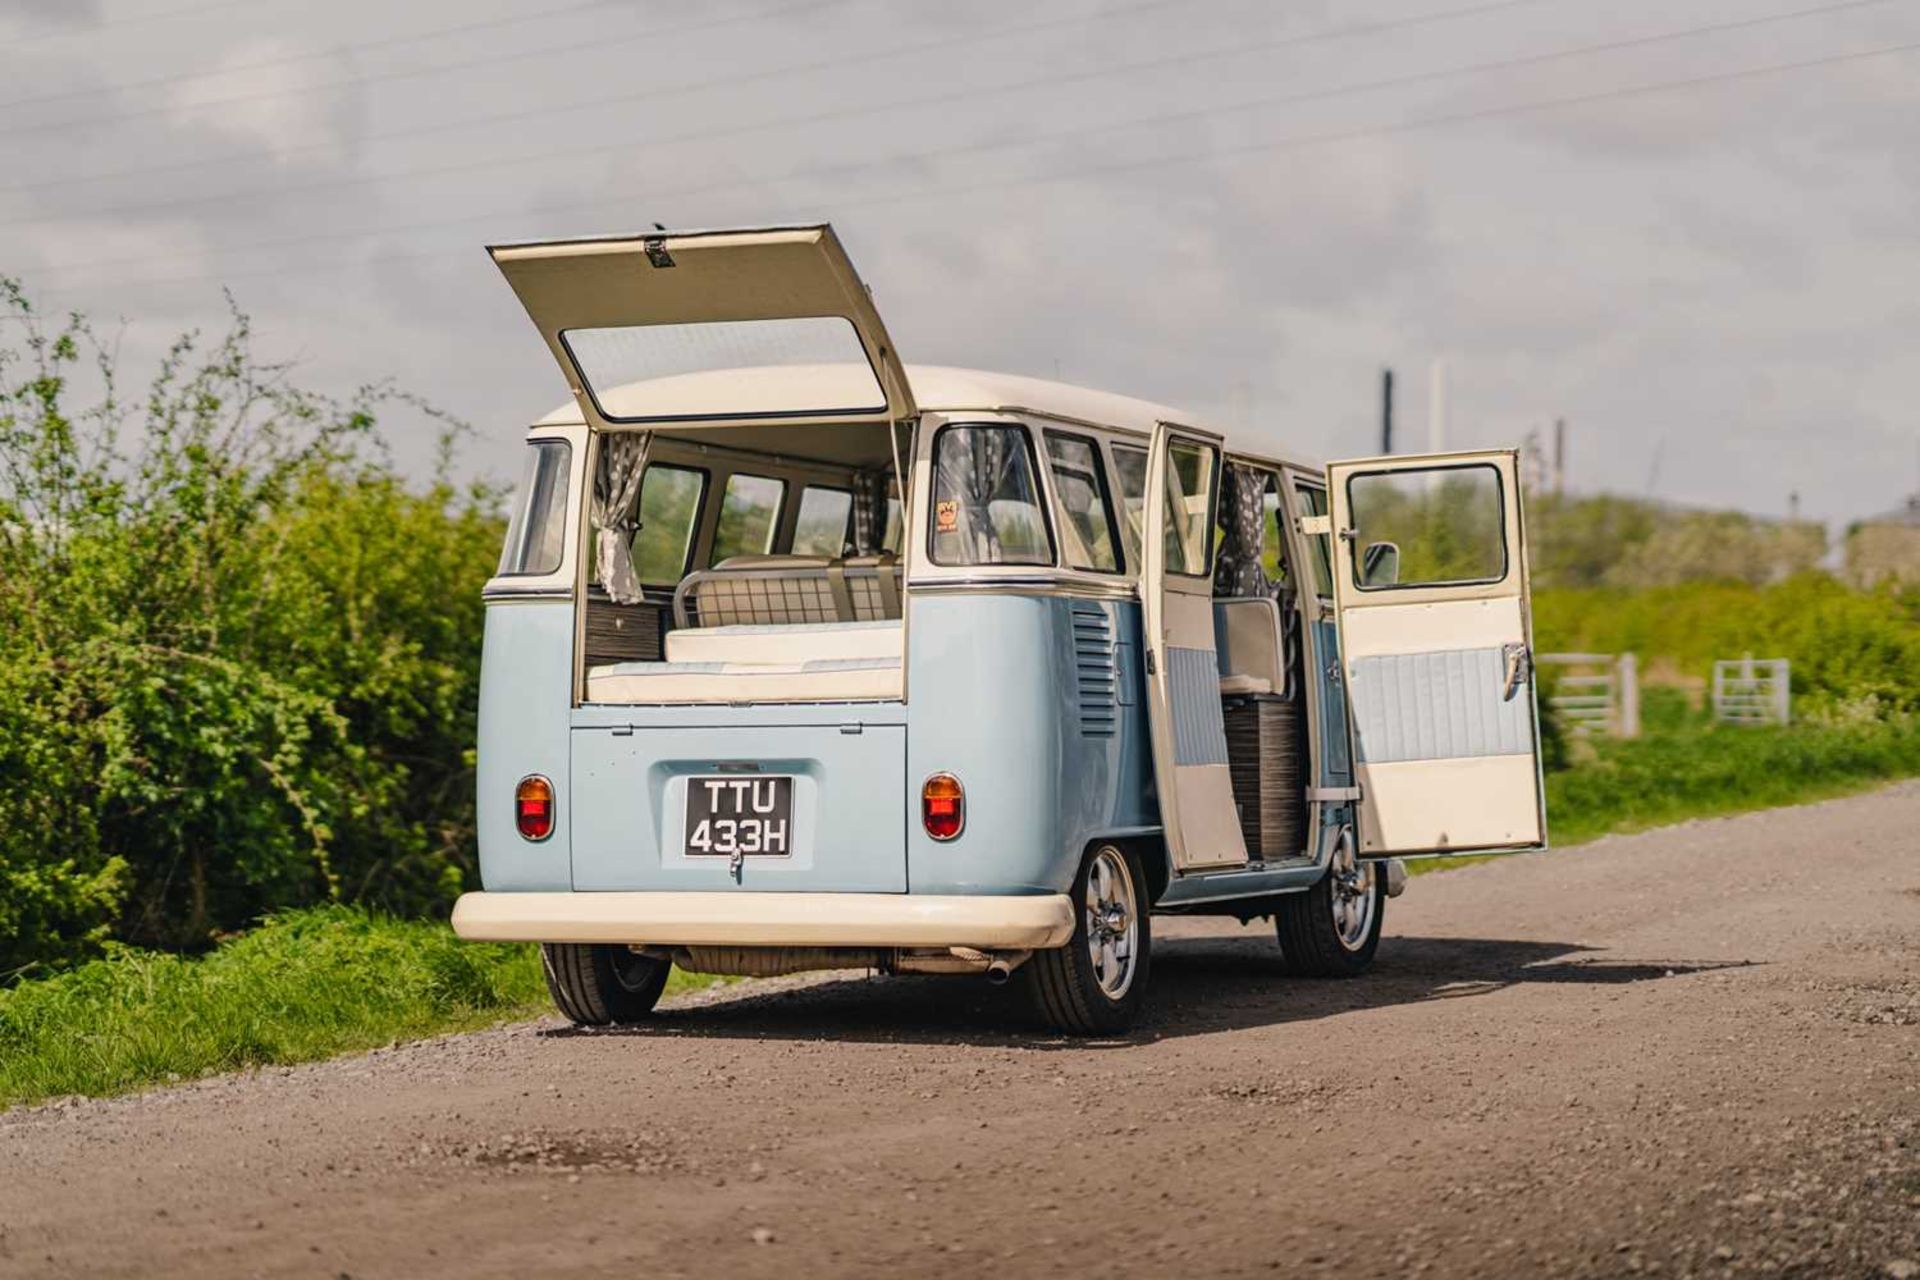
[983,950,1032,985]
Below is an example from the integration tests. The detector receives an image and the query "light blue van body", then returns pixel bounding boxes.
[476,584,1354,909]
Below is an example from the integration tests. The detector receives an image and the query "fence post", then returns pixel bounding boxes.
[1617,652,1640,739]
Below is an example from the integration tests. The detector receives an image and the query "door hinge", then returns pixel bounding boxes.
[1144,648,1157,675]
[610,725,634,737]
[839,723,864,735]
[1297,514,1331,536]
[643,236,675,269]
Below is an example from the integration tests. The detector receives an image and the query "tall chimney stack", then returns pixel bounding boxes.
[1381,368,1394,454]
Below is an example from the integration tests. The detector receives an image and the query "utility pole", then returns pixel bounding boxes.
[1553,417,1566,495]
[1380,368,1394,454]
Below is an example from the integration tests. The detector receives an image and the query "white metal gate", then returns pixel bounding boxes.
[1712,656,1791,726]
[1539,652,1640,738]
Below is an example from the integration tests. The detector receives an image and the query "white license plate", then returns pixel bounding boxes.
[684,775,793,858]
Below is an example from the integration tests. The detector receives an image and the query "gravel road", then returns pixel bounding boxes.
[4,784,1917,1279]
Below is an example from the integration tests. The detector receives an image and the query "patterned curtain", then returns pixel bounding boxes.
[849,469,892,556]
[937,428,1016,561]
[591,432,651,604]
[1214,463,1272,598]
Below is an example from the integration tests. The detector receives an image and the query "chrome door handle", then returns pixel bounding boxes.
[1501,642,1532,702]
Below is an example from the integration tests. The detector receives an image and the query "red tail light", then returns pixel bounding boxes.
[515,775,555,841]
[922,773,965,841]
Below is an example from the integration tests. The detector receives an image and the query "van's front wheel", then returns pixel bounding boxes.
[540,943,671,1025]
[1026,844,1151,1035]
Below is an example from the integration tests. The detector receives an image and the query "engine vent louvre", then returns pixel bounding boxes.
[1071,605,1117,737]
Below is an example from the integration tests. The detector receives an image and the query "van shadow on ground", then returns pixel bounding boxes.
[542,930,1755,1051]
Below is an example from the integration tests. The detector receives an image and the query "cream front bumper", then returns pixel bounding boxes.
[451,891,1077,950]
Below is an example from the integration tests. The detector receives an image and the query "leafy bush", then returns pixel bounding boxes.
[0,283,502,974]
[1534,576,1920,720]
[1528,492,1826,589]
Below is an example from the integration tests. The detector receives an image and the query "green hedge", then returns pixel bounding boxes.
[0,286,501,974]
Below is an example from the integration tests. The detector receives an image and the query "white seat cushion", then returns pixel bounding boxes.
[587,657,900,704]
[665,620,901,666]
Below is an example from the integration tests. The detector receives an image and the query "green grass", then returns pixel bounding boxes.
[0,906,707,1110]
[9,719,1918,1110]
[1543,716,1920,846]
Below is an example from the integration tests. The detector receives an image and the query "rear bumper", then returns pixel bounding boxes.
[451,891,1076,949]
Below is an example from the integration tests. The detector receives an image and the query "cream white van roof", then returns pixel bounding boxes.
[535,364,1194,439]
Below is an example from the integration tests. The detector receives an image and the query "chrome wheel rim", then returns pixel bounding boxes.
[1084,846,1139,1000]
[1329,842,1377,952]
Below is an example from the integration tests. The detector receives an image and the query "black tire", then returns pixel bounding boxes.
[1276,856,1386,977]
[1026,844,1152,1035]
[540,943,672,1026]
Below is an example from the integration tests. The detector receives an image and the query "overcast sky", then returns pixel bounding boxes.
[4,0,1917,527]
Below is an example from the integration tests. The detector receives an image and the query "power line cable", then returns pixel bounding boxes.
[0,0,624,113]
[0,0,1581,229]
[3,0,276,48]
[0,0,849,140]
[0,0,1213,195]
[19,0,1901,274]
[24,32,1920,300]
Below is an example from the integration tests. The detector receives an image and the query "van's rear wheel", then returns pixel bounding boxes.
[540,943,671,1025]
[1276,840,1385,977]
[1026,844,1151,1035]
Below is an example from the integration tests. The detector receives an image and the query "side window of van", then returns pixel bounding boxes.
[791,485,854,556]
[1345,464,1506,589]
[712,473,787,562]
[1110,444,1148,570]
[633,464,707,582]
[1043,433,1122,573]
[498,440,571,576]
[1163,439,1216,576]
[929,425,1053,567]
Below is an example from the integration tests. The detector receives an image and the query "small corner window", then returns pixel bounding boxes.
[1044,432,1122,573]
[1111,443,1148,570]
[497,440,572,576]
[632,463,707,583]
[929,424,1054,567]
[1344,463,1506,590]
[711,473,787,563]
[1163,439,1217,577]
[792,484,854,556]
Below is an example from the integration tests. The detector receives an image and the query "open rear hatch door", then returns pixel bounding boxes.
[489,223,915,433]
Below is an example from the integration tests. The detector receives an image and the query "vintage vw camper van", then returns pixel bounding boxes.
[452,224,1547,1034]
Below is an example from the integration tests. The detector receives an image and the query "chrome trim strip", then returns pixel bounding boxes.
[483,585,574,602]
[906,576,1138,601]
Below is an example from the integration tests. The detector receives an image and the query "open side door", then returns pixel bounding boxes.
[1142,423,1250,873]
[489,223,914,432]
[1326,449,1546,857]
